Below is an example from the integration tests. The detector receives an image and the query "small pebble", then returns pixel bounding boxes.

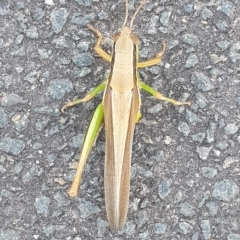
[53,192,70,207]
[50,8,69,34]
[47,79,73,100]
[11,46,25,57]
[227,233,240,240]
[24,71,39,84]
[225,123,239,135]
[179,202,196,217]
[223,157,237,169]
[0,229,20,240]
[0,137,25,155]
[178,122,190,136]
[158,178,172,199]
[179,221,193,234]
[217,0,235,18]
[15,34,24,45]
[77,199,101,218]
[71,13,95,27]
[38,49,52,59]
[216,141,228,150]
[207,122,217,143]
[72,53,95,67]
[75,0,93,7]
[34,196,51,217]
[191,133,205,143]
[32,7,45,20]
[52,36,69,49]
[1,93,24,106]
[191,72,214,92]
[183,4,194,15]
[0,108,8,128]
[214,19,230,32]
[77,41,90,52]
[200,219,211,240]
[206,201,218,216]
[98,10,108,20]
[192,232,199,240]
[14,113,29,132]
[217,40,230,51]
[186,109,202,123]
[96,217,108,238]
[160,10,172,27]
[201,8,213,20]
[195,92,207,108]
[185,54,199,68]
[201,167,217,179]
[212,180,239,201]
[26,26,39,39]
[154,223,167,234]
[174,190,183,203]
[196,146,212,160]
[219,118,226,129]
[180,34,199,46]
[147,15,159,35]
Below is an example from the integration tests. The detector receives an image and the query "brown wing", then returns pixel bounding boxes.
[103,85,140,230]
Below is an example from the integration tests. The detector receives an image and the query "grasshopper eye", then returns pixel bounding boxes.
[113,32,121,42]
[131,33,139,44]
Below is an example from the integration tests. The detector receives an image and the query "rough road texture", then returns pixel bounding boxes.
[0,0,240,239]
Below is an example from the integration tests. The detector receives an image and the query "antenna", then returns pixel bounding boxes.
[122,0,129,28]
[130,0,146,29]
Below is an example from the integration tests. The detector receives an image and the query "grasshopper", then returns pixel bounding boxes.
[61,0,190,230]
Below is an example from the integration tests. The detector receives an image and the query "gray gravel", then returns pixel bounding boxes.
[0,0,240,239]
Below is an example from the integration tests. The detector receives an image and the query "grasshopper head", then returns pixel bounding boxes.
[113,27,139,45]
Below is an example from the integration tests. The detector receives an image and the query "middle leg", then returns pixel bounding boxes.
[139,81,191,106]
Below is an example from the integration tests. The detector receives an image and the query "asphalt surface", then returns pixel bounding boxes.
[0,0,240,239]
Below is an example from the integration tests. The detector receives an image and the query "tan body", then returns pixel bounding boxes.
[103,27,140,229]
